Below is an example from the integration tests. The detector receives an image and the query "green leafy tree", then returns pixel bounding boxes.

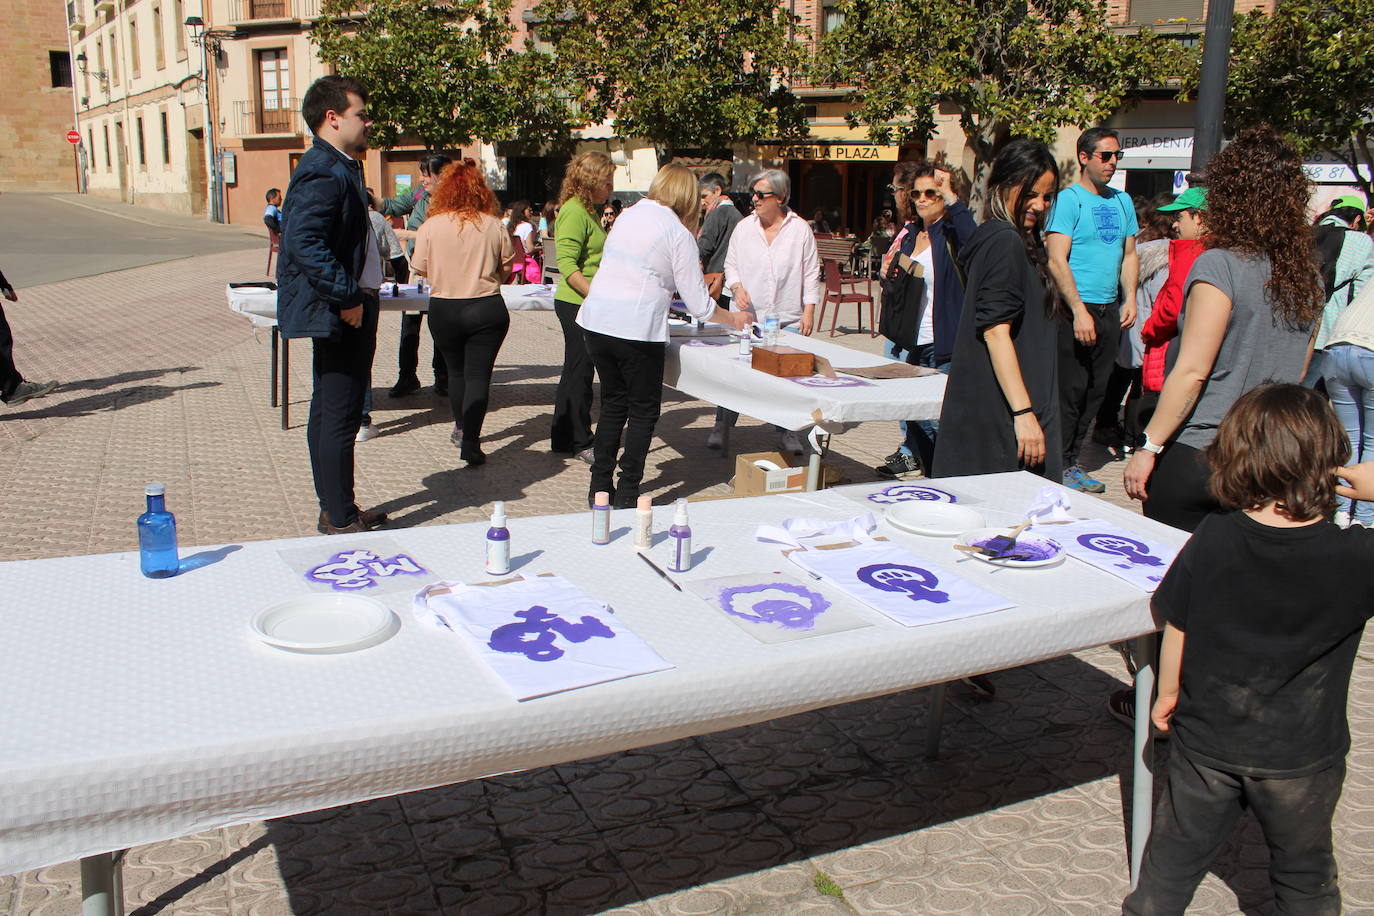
[311,0,587,151]
[812,0,1189,200]
[534,0,810,157]
[1224,0,1374,201]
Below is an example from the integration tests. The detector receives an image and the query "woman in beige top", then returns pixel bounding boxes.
[411,160,515,466]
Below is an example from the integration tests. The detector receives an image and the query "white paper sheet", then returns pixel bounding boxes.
[277,537,432,594]
[1045,520,1178,592]
[788,542,1015,627]
[684,571,871,643]
[412,575,673,700]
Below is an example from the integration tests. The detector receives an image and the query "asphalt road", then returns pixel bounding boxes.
[0,192,264,289]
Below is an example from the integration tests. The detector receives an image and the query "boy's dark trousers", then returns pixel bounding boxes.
[1124,749,1344,916]
[1058,301,1120,468]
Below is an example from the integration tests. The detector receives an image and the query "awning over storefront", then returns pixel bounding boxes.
[759,143,901,162]
[1118,127,1371,183]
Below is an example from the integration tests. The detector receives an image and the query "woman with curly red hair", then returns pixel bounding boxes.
[1123,126,1325,531]
[411,159,515,466]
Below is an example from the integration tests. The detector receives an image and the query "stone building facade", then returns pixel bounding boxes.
[1,0,80,191]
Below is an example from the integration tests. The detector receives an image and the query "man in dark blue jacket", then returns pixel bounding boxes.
[277,75,389,534]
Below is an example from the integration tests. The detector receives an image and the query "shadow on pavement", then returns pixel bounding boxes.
[3,379,221,422]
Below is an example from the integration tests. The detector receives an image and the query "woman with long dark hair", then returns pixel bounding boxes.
[1123,126,1324,532]
[931,140,1064,479]
[410,160,514,466]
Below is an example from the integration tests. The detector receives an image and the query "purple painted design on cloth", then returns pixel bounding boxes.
[716,582,832,630]
[866,484,957,505]
[856,563,950,604]
[486,604,615,662]
[681,338,730,347]
[787,375,874,388]
[1076,533,1165,568]
[306,549,428,591]
[970,537,1061,562]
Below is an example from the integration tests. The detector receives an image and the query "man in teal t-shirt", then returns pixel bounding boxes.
[1045,126,1139,493]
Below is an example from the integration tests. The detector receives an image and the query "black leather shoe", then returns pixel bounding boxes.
[388,378,421,398]
[317,507,388,534]
[460,444,486,466]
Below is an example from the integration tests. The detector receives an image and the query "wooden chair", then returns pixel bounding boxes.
[821,258,876,337]
[265,228,281,276]
[510,235,529,284]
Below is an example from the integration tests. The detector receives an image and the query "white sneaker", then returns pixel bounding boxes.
[780,430,805,454]
[355,424,381,442]
[706,425,725,450]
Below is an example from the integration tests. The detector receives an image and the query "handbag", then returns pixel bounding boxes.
[879,252,926,351]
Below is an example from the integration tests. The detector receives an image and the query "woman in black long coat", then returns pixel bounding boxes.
[931,141,1067,481]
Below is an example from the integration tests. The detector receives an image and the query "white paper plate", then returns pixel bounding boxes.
[883,501,985,537]
[252,594,400,653]
[955,527,1065,568]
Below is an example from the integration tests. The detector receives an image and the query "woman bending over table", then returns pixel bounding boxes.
[711,168,822,455]
[410,160,514,467]
[1123,126,1323,532]
[577,164,753,508]
[932,140,1065,480]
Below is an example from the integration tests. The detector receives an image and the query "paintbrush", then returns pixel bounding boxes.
[637,551,682,592]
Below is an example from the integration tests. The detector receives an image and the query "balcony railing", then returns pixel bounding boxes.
[234,98,304,136]
[226,0,323,21]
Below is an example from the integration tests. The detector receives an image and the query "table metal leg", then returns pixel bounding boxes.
[925,682,948,760]
[1130,633,1157,888]
[81,851,125,916]
[720,423,731,460]
[270,328,279,408]
[280,335,291,430]
[805,428,830,491]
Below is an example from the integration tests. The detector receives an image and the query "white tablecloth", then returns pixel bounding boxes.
[665,329,947,431]
[226,283,556,329]
[0,473,1182,876]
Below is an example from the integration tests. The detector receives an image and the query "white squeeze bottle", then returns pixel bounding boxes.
[485,501,510,575]
[668,498,692,572]
[634,495,653,550]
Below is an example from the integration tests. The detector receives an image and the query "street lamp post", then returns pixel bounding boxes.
[184,15,225,222]
[1190,0,1235,175]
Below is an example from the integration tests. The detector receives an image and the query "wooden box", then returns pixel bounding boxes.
[751,345,815,378]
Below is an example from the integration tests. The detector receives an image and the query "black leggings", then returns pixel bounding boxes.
[551,299,596,452]
[584,329,665,504]
[1144,441,1216,533]
[426,295,509,445]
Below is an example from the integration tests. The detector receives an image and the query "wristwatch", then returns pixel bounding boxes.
[1141,433,1164,455]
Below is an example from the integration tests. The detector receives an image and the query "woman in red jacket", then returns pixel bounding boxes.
[1137,188,1207,417]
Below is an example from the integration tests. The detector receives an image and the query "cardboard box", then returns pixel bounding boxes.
[751,345,815,378]
[733,451,808,495]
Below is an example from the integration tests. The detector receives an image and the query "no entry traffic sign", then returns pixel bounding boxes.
[66,130,81,144]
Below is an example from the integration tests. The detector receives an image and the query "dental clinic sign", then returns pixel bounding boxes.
[763,144,900,162]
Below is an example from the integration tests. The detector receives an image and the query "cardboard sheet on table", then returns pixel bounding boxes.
[278,537,433,594]
[833,363,939,379]
[412,574,673,700]
[1046,520,1178,592]
[685,571,871,643]
[845,482,983,508]
[788,541,1014,627]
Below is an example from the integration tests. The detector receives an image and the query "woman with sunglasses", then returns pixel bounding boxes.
[931,140,1065,480]
[709,169,822,453]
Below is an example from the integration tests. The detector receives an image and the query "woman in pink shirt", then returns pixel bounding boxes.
[709,169,822,453]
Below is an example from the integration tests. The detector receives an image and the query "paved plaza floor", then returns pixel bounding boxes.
[1,244,1371,915]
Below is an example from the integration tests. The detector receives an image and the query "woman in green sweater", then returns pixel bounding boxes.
[550,151,614,459]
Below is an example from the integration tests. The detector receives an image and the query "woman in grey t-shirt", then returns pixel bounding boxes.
[1122,127,1324,532]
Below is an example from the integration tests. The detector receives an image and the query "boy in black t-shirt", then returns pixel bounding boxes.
[1124,384,1374,915]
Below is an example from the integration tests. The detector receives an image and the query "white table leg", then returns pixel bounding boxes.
[81,851,125,916]
[1130,633,1156,888]
[805,427,829,491]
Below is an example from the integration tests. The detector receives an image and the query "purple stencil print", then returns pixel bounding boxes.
[866,484,957,505]
[970,536,1061,562]
[306,549,428,591]
[1076,533,1165,568]
[788,375,874,388]
[716,582,832,630]
[856,563,950,604]
[681,338,730,347]
[487,604,615,662]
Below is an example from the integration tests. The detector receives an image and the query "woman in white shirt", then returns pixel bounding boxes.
[578,164,753,508]
[710,169,822,453]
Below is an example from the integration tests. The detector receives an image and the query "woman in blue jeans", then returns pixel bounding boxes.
[1322,280,1374,525]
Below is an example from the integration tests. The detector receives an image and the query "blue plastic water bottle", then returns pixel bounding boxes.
[137,484,179,578]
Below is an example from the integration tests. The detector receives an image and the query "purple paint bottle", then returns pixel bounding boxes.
[485,501,510,575]
[668,498,692,572]
[592,491,611,545]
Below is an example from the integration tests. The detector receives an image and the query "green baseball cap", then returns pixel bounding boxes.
[1330,193,1368,211]
[1159,186,1207,212]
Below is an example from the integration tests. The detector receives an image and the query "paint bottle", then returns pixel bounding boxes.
[737,323,753,357]
[634,495,653,550]
[484,501,510,575]
[668,498,692,573]
[591,491,611,545]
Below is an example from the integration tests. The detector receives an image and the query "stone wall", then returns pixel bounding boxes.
[0,0,79,191]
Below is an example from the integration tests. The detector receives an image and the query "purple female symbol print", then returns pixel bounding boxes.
[866,484,958,505]
[1076,533,1165,569]
[487,605,615,662]
[716,582,832,630]
[856,563,950,604]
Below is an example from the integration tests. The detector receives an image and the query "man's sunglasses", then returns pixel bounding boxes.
[1091,150,1126,162]
[750,190,778,199]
